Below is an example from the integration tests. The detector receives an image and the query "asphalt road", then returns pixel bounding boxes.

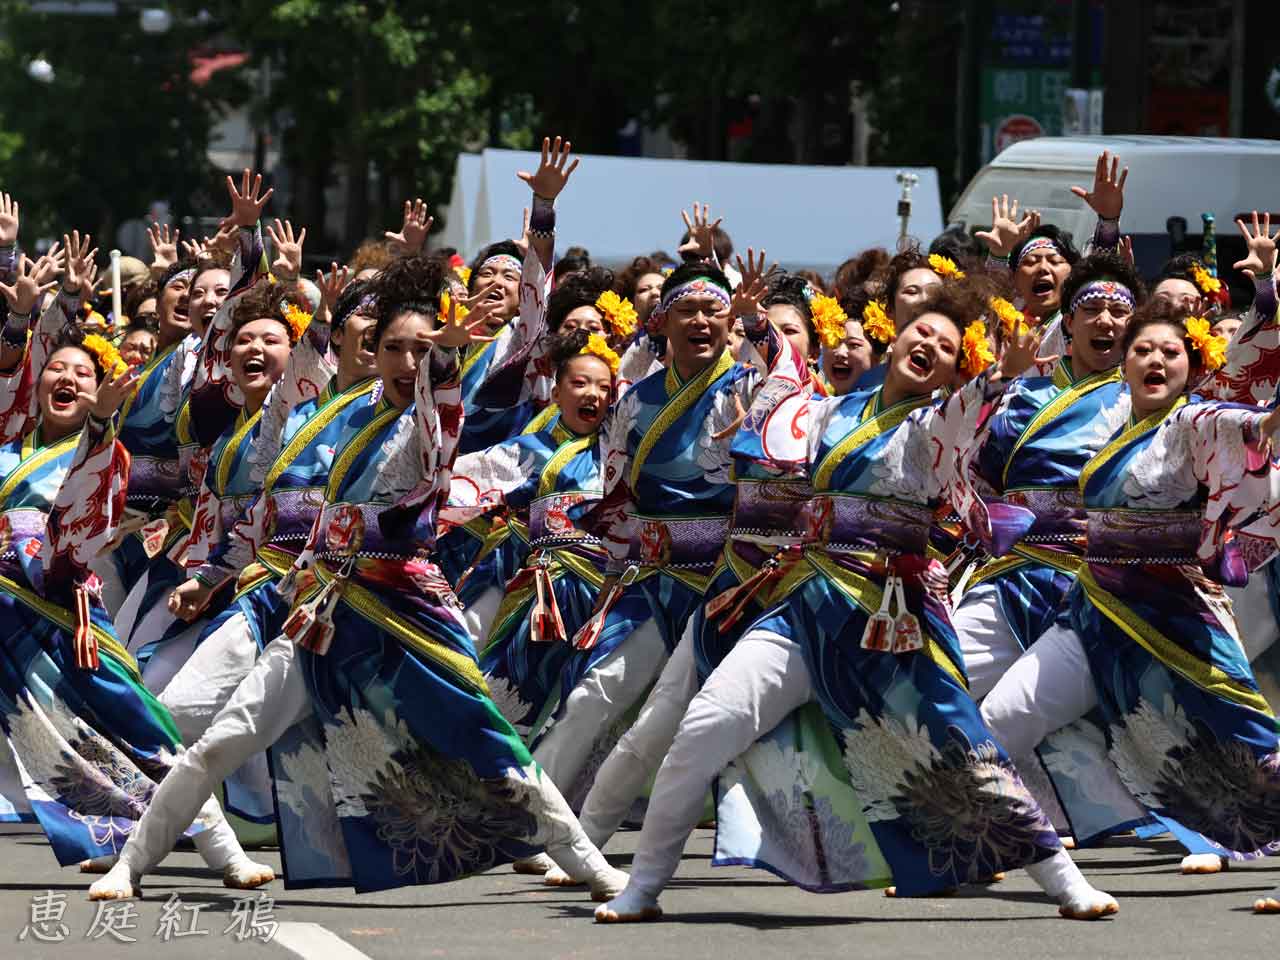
[2,824,1276,959]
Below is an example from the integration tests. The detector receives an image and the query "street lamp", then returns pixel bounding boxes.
[139,8,171,33]
[27,58,55,83]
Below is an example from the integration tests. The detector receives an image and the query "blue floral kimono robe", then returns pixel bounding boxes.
[724,372,1064,896]
[117,226,268,657]
[1051,395,1280,860]
[264,348,566,892]
[0,295,210,862]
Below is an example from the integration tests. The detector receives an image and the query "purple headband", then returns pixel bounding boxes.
[164,268,196,290]
[1069,279,1135,316]
[654,276,732,319]
[1016,237,1062,268]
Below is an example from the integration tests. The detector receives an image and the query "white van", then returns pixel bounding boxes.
[949,135,1280,293]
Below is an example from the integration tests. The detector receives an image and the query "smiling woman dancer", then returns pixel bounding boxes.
[594,282,1121,924]
[0,241,269,889]
[90,253,627,901]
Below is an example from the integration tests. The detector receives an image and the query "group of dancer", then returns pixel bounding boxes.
[1,138,1279,926]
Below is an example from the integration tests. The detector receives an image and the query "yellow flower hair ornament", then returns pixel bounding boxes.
[80,333,129,379]
[861,300,895,346]
[961,320,996,376]
[1189,262,1222,296]
[580,333,620,376]
[928,253,966,281]
[281,302,313,343]
[595,290,638,338]
[440,290,469,322]
[810,294,850,349]
[1184,315,1227,371]
[989,297,1028,338]
[454,265,471,287]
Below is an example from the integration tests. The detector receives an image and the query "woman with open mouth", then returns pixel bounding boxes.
[0,240,272,892]
[107,171,271,659]
[978,293,1280,916]
[595,281,1125,925]
[441,330,642,881]
[92,253,628,902]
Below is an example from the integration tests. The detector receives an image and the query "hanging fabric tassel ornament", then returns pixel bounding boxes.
[861,571,896,652]
[283,557,354,655]
[72,584,99,670]
[530,555,567,643]
[891,573,924,653]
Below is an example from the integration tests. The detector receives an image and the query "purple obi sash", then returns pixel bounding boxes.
[529,493,603,552]
[627,514,731,570]
[1085,509,1200,564]
[731,479,814,542]
[799,495,933,557]
[1002,488,1087,546]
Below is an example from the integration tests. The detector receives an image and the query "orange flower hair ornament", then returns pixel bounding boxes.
[80,333,129,378]
[281,302,313,343]
[580,333,620,375]
[595,290,638,338]
[810,294,849,349]
[1189,262,1222,296]
[928,253,966,280]
[989,297,1028,338]
[861,300,895,346]
[1184,315,1227,371]
[961,320,996,376]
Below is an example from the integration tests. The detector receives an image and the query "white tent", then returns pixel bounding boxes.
[438,153,483,256]
[439,149,943,275]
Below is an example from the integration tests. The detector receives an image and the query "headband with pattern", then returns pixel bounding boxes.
[1068,279,1135,316]
[478,254,522,276]
[1016,236,1063,268]
[164,268,196,289]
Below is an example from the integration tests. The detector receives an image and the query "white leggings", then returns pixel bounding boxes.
[578,619,700,846]
[532,619,668,789]
[627,628,813,897]
[979,622,1098,759]
[119,632,610,882]
[951,581,1025,699]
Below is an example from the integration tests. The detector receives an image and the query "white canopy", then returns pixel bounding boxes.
[438,149,943,276]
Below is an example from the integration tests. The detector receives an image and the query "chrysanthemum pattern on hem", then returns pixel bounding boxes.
[840,710,1057,882]
[1108,695,1280,856]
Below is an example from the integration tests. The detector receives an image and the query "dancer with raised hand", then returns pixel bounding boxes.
[0,240,270,890]
[976,298,1280,915]
[91,255,627,901]
[595,283,1121,924]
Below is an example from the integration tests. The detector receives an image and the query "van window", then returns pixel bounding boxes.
[950,167,1097,249]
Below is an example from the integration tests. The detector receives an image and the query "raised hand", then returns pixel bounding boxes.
[0,192,19,247]
[180,236,210,262]
[205,221,239,254]
[512,207,531,260]
[266,218,306,280]
[0,255,59,314]
[426,285,502,348]
[315,261,351,313]
[999,325,1055,380]
[1232,211,1279,279]
[678,202,723,260]
[1118,235,1135,268]
[975,195,1040,257]
[80,365,140,420]
[516,136,580,201]
[1070,150,1128,221]
[147,222,179,272]
[62,230,99,294]
[385,198,433,255]
[222,168,273,229]
[730,247,775,317]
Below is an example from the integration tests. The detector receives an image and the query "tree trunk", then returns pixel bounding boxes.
[344,68,370,249]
